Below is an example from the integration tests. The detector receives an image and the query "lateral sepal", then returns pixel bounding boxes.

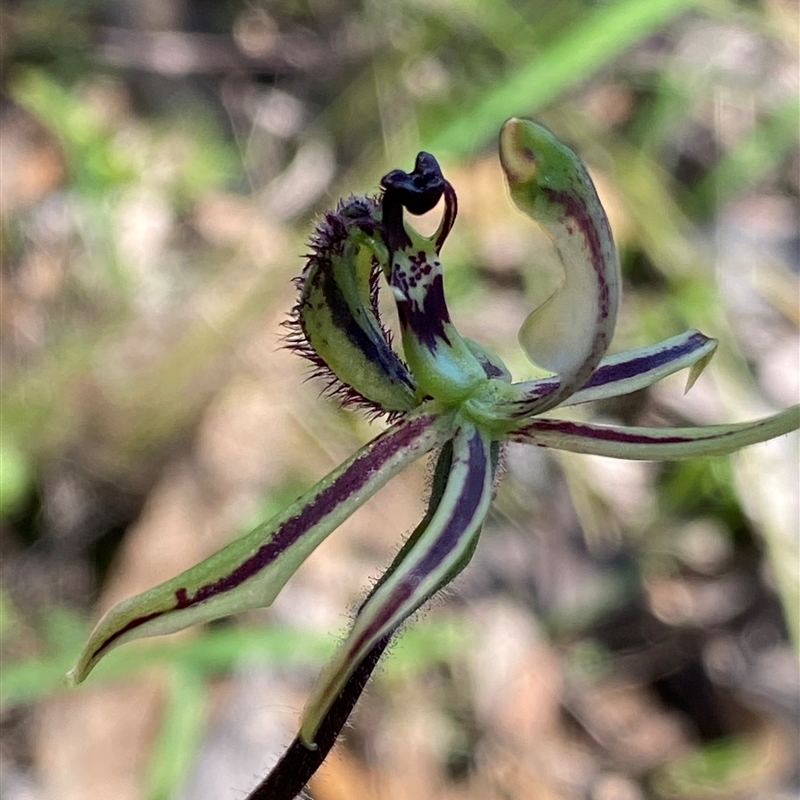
[67,410,454,685]
[509,405,800,459]
[299,420,494,746]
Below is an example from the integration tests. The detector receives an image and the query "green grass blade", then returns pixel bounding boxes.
[146,666,208,800]
[426,0,709,157]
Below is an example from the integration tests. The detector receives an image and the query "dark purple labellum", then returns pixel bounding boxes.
[380,152,455,254]
[381,152,446,216]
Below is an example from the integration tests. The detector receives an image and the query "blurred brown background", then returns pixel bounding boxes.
[1,1,798,799]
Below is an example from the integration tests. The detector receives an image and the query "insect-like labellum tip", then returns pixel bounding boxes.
[380,151,456,254]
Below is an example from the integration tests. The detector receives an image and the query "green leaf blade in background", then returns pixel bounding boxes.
[425,0,709,156]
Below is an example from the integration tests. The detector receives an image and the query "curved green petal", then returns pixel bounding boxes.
[509,405,800,460]
[502,329,718,421]
[561,329,717,405]
[67,409,454,685]
[299,420,494,747]
[251,442,460,795]
[499,118,620,412]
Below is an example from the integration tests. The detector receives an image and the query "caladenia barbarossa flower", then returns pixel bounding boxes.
[68,120,799,798]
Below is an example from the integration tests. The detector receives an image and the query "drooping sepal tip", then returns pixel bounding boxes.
[66,411,456,687]
[684,338,718,393]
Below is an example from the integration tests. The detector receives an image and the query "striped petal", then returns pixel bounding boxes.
[67,409,454,685]
[565,329,717,405]
[499,119,620,414]
[250,442,459,797]
[509,405,800,460]
[493,330,717,424]
[299,420,494,747]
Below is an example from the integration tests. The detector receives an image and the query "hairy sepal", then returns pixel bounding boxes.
[67,410,454,685]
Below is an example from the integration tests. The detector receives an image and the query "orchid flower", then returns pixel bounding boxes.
[67,119,799,798]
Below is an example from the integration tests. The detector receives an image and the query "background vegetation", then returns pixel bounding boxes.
[1,1,798,798]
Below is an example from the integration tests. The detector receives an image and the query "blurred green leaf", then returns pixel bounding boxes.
[0,590,21,642]
[0,614,471,708]
[693,97,800,214]
[653,735,770,798]
[659,457,744,533]
[11,69,135,194]
[379,616,472,678]
[426,0,709,156]
[0,438,33,519]
[146,665,208,800]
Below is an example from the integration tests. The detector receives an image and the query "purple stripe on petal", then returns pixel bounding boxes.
[182,417,436,598]
[506,377,561,417]
[89,414,437,661]
[348,427,488,654]
[544,183,613,327]
[92,610,166,654]
[504,179,617,419]
[507,331,715,418]
[580,331,711,390]
[519,419,692,444]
